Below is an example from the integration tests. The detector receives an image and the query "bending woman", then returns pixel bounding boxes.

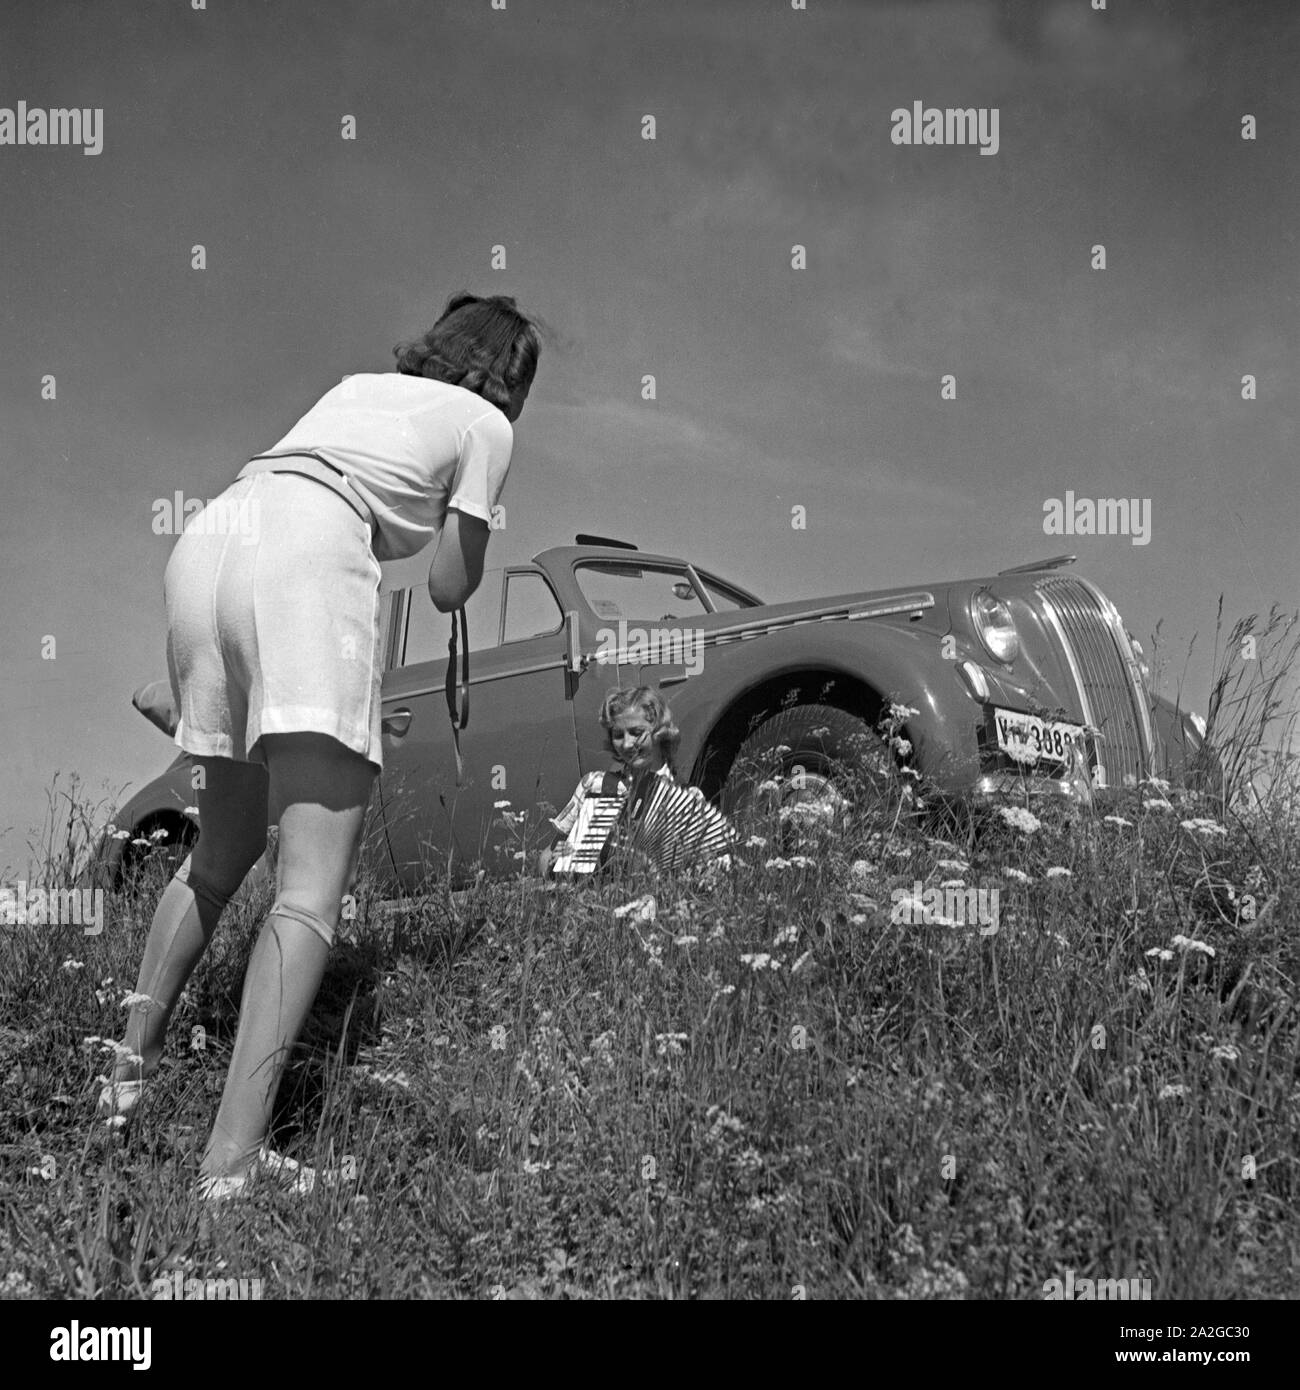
[100,292,541,1197]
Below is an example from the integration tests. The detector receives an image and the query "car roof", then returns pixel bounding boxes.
[532,545,692,570]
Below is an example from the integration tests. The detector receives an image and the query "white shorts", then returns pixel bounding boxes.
[164,470,385,770]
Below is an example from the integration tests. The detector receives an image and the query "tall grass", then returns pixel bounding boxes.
[1,611,1296,1299]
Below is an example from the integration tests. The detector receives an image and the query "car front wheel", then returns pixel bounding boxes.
[719,703,906,833]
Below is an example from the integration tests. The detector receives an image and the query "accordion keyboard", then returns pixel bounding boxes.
[551,795,626,875]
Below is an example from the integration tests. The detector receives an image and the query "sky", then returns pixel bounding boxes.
[1,0,1297,874]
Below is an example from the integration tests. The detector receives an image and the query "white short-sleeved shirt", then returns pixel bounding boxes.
[259,373,514,561]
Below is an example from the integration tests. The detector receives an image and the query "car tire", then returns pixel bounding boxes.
[117,814,198,890]
[719,703,904,831]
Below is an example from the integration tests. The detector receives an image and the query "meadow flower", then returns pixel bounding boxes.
[763,857,791,870]
[1002,868,1032,884]
[937,859,970,873]
[704,1106,744,1145]
[998,807,1041,834]
[112,829,131,841]
[131,837,151,848]
[773,923,799,947]
[739,953,779,971]
[119,992,155,1010]
[103,1115,128,1130]
[1044,866,1072,880]
[493,799,512,808]
[1104,815,1133,828]
[1145,947,1174,962]
[849,859,872,878]
[1143,797,1175,812]
[372,1071,410,1089]
[612,894,656,924]
[849,914,869,925]
[788,855,816,868]
[1158,1083,1187,1100]
[744,835,768,849]
[757,779,782,795]
[1170,934,1216,957]
[1126,967,1152,995]
[1143,777,1172,793]
[182,806,199,816]
[60,958,84,971]
[655,1032,689,1056]
[1179,818,1226,836]
[673,934,698,947]
[888,703,920,722]
[711,984,736,1000]
[1211,1044,1239,1063]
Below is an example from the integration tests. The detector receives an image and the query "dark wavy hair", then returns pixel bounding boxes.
[393,291,541,414]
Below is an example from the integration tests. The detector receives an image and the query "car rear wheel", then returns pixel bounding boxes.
[719,703,905,834]
[116,814,198,891]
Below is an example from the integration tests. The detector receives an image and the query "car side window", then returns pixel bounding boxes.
[401,567,503,667]
[574,563,712,621]
[502,570,564,643]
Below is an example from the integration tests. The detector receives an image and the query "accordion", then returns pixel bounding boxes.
[620,771,738,873]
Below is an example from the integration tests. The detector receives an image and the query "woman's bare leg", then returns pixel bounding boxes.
[199,732,375,1180]
[115,756,269,1081]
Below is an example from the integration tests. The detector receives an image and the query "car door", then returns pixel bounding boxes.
[379,564,581,887]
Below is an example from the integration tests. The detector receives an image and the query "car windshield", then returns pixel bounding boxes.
[695,570,761,610]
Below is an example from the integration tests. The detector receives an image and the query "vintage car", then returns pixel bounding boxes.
[87,535,1214,891]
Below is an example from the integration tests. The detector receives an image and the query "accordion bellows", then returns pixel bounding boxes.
[551,773,737,875]
[623,772,738,872]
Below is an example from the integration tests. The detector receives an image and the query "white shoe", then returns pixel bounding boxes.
[96,1077,145,1121]
[197,1146,322,1202]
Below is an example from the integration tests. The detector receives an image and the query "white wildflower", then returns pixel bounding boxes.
[1103,815,1133,828]
[998,806,1041,834]
[1158,1083,1187,1101]
[1044,866,1071,880]
[612,894,657,925]
[1170,934,1216,957]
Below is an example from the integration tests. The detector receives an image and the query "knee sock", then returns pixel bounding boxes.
[120,855,233,1074]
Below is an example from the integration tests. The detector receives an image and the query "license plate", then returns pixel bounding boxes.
[993,708,1088,766]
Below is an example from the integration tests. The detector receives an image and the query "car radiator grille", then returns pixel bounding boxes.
[1035,577,1148,787]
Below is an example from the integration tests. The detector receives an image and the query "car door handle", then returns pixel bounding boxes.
[382,707,413,737]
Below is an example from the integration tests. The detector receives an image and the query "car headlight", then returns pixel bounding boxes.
[1126,631,1152,684]
[970,589,1020,664]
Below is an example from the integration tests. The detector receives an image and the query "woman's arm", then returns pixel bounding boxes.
[428,508,491,613]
